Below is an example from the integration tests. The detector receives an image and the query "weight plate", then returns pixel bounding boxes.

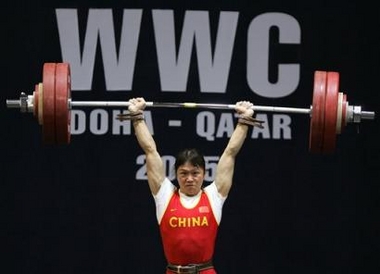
[322,71,339,153]
[42,63,57,144]
[55,63,71,144]
[309,71,327,153]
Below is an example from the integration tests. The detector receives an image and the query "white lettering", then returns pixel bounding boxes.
[272,114,291,139]
[204,156,219,181]
[195,112,292,140]
[251,113,271,139]
[135,154,216,182]
[196,111,216,141]
[56,9,142,90]
[136,155,176,181]
[247,12,301,98]
[70,109,291,140]
[70,109,154,135]
[89,109,108,134]
[56,9,301,98]
[250,113,292,139]
[215,113,235,138]
[152,10,239,92]
[71,110,86,134]
[112,110,132,134]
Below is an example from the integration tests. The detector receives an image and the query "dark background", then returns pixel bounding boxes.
[2,1,380,273]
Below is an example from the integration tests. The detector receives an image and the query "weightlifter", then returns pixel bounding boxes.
[127,97,260,273]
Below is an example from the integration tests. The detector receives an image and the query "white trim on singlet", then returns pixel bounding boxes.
[153,178,227,224]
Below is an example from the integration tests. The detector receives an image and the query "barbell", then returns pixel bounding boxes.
[6,62,376,153]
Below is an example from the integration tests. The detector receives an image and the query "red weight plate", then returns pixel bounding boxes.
[42,63,57,144]
[322,72,339,153]
[55,63,71,144]
[309,71,327,153]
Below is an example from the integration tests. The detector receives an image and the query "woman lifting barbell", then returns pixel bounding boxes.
[127,97,259,274]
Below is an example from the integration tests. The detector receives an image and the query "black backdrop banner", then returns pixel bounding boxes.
[3,2,380,274]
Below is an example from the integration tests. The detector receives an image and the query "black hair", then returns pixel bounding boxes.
[174,148,206,172]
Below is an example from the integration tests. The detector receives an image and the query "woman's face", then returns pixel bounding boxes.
[176,162,205,196]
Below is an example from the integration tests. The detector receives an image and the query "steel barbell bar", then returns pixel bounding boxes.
[7,97,375,117]
[5,62,376,153]
[7,94,312,113]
